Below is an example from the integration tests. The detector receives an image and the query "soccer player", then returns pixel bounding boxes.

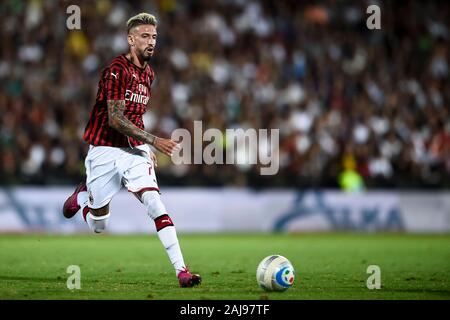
[62,13,201,288]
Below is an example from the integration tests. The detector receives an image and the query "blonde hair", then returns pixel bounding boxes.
[126,13,157,33]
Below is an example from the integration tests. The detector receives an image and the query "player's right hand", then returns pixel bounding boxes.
[153,137,180,157]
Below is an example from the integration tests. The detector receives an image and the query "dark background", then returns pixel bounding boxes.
[0,0,449,189]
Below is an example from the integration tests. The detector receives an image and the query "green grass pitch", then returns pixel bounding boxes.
[0,233,449,300]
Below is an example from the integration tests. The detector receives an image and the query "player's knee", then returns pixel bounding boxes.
[86,212,110,234]
[141,191,167,220]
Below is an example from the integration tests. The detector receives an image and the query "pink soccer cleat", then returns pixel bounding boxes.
[62,182,87,219]
[178,267,202,288]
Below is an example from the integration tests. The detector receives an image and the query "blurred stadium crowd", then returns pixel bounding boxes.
[0,0,449,189]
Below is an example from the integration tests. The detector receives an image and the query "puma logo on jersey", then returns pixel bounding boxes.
[111,72,118,79]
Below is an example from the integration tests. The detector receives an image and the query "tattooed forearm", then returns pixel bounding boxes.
[107,100,156,145]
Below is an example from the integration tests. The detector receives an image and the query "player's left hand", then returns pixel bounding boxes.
[153,137,181,157]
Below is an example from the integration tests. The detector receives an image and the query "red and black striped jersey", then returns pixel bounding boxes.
[83,54,155,147]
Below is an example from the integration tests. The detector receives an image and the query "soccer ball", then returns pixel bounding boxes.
[256,255,295,292]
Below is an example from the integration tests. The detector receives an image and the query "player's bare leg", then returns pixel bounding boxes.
[86,205,110,234]
[138,190,201,287]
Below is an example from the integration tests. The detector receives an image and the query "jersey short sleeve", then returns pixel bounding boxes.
[104,64,129,101]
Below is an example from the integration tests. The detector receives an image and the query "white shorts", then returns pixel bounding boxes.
[85,144,159,209]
